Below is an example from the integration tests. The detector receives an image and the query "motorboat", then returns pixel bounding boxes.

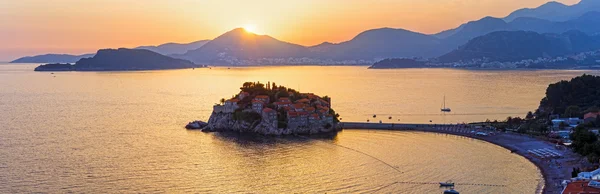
[439,181,455,187]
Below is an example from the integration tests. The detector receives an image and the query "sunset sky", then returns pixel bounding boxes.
[0,0,579,61]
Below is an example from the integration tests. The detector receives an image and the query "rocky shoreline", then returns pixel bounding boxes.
[201,111,340,135]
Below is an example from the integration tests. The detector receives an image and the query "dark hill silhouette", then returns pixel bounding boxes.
[35,48,197,71]
[368,58,426,69]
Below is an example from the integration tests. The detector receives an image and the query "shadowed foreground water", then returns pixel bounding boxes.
[2,64,594,193]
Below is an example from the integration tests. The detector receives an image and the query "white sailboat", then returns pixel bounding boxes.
[441,96,452,112]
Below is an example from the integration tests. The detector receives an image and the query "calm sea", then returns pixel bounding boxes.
[1,64,597,193]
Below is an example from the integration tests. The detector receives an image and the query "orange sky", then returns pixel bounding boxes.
[0,0,579,61]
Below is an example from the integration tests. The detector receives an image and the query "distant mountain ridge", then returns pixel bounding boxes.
[177,28,310,64]
[434,11,600,47]
[310,28,446,60]
[135,40,210,55]
[438,30,600,63]
[16,0,600,66]
[11,53,94,63]
[504,0,600,22]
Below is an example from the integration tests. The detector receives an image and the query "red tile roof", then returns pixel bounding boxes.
[585,112,600,119]
[287,111,298,117]
[255,95,269,99]
[306,107,316,112]
[263,108,275,113]
[252,100,264,104]
[293,104,305,109]
[227,99,240,103]
[311,113,320,119]
[319,99,329,104]
[562,181,600,194]
[296,99,310,103]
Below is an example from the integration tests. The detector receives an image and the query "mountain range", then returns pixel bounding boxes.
[175,28,310,64]
[135,40,210,55]
[438,30,600,63]
[504,0,600,22]
[13,0,600,66]
[11,41,210,64]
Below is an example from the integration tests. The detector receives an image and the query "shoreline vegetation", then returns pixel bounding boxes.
[472,74,600,193]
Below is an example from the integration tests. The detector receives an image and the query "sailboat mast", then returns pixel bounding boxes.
[443,95,446,109]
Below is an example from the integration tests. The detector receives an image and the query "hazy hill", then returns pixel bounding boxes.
[310,28,446,60]
[11,53,94,63]
[435,11,600,49]
[511,11,600,35]
[34,48,197,71]
[504,0,600,22]
[438,30,600,62]
[135,40,210,55]
[440,17,512,49]
[179,28,309,64]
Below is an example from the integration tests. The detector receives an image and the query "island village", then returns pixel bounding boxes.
[197,82,339,135]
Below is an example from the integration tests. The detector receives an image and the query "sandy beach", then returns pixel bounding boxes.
[414,127,581,194]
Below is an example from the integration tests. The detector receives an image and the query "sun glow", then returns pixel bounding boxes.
[243,24,259,34]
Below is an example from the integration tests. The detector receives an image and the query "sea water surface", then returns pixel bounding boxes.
[1,64,598,193]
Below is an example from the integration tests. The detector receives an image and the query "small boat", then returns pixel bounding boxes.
[439,181,455,187]
[441,95,452,112]
[443,189,459,194]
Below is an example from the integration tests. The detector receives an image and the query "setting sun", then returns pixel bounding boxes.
[243,24,259,34]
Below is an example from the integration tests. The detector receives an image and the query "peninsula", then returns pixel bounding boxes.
[203,82,340,135]
[34,48,199,71]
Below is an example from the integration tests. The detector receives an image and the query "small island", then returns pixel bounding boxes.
[368,58,427,69]
[202,82,340,135]
[34,48,200,71]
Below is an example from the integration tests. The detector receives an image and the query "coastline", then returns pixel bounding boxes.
[346,127,578,194]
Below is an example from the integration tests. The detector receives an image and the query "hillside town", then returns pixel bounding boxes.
[204,82,339,135]
[432,49,600,69]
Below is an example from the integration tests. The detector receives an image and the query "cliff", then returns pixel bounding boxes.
[204,110,336,135]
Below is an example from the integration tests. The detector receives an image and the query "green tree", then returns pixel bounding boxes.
[564,105,581,118]
[570,126,598,155]
[526,111,534,120]
[220,98,226,105]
